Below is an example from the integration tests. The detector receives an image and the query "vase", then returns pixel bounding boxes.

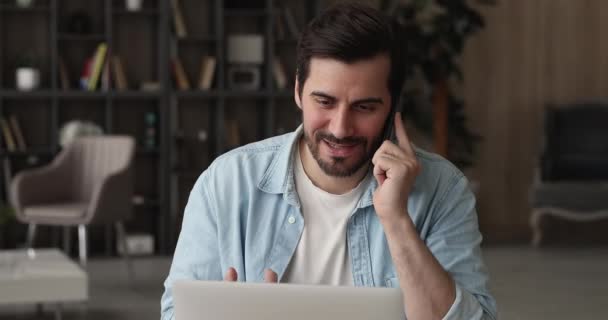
[16,0,34,8]
[16,68,40,91]
[126,0,143,11]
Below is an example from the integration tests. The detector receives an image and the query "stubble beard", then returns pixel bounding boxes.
[303,129,383,177]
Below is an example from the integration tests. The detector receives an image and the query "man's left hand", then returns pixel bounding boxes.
[371,112,421,221]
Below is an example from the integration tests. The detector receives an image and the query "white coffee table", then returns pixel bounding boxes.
[0,248,88,320]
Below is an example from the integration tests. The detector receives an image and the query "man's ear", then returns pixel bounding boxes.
[294,76,302,110]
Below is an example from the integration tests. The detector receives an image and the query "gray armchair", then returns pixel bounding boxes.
[530,103,608,245]
[9,135,135,276]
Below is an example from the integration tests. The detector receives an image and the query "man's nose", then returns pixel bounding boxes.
[328,107,353,139]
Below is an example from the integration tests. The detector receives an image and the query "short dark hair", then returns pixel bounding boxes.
[296,3,405,109]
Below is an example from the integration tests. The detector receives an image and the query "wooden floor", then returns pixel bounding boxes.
[0,246,606,319]
[484,246,608,320]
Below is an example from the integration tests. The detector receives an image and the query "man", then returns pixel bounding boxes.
[161,3,497,320]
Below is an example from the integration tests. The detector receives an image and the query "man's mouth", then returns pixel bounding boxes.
[323,139,359,157]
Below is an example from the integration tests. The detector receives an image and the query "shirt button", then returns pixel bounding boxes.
[288,216,296,224]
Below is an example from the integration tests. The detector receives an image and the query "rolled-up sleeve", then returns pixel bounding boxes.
[160,171,223,320]
[441,284,488,320]
[426,173,498,320]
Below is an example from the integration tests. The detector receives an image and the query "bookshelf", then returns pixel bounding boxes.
[166,0,320,248]
[0,0,319,254]
[0,0,170,255]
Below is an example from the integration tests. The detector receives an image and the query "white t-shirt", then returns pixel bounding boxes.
[282,146,369,285]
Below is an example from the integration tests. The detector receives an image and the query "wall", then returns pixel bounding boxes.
[463,0,608,242]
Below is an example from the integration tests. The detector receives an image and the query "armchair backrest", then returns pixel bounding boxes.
[542,103,608,181]
[62,135,135,202]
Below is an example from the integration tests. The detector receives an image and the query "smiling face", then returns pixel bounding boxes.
[295,54,392,177]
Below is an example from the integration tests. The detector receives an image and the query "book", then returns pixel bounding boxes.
[197,56,217,90]
[111,55,128,91]
[88,42,108,91]
[101,57,110,91]
[283,6,299,38]
[8,115,26,151]
[0,118,16,152]
[171,0,188,38]
[272,56,287,89]
[79,57,93,90]
[274,8,285,40]
[173,57,190,90]
[59,56,70,90]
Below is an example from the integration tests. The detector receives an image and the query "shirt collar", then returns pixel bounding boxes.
[257,125,303,199]
[257,125,377,208]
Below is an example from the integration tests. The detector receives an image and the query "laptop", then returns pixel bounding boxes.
[173,280,404,320]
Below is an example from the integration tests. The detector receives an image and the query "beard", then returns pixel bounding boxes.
[303,129,383,177]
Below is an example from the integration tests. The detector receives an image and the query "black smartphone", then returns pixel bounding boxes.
[382,105,400,143]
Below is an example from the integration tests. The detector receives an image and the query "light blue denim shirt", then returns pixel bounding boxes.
[161,126,497,320]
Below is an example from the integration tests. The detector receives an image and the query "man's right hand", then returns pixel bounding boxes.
[223,267,278,283]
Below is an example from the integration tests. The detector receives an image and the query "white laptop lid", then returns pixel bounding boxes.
[173,280,404,320]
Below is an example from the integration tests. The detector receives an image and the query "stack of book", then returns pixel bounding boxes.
[60,43,129,91]
[274,5,300,40]
[171,0,188,38]
[79,42,108,91]
[172,55,217,91]
[0,115,27,152]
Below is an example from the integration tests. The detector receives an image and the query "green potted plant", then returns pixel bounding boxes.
[15,54,41,91]
[383,0,494,168]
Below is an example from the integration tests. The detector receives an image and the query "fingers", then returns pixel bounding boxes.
[393,112,415,156]
[225,267,279,283]
[264,268,278,283]
[224,267,238,281]
[372,154,399,177]
[372,153,421,186]
[373,141,403,186]
[373,156,390,185]
[372,112,418,184]
[374,140,407,161]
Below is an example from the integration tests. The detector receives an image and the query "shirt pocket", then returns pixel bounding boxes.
[385,276,400,288]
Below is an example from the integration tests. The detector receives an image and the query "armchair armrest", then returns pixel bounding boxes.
[86,164,134,225]
[10,154,72,221]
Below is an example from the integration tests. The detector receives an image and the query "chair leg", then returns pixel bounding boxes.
[77,225,88,268]
[530,210,544,247]
[26,223,37,249]
[115,221,135,286]
[36,303,44,317]
[62,226,72,255]
[53,303,63,320]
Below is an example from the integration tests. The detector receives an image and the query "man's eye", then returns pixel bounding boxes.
[316,99,331,106]
[357,104,373,111]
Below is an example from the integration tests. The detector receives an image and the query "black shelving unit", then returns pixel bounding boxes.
[166,0,321,248]
[0,0,321,254]
[0,0,169,255]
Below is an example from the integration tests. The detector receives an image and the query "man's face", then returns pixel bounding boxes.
[295,55,392,177]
